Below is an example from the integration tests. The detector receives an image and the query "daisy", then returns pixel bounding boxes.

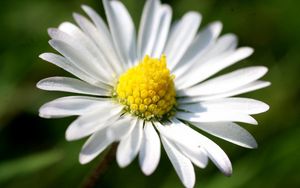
[37,0,270,187]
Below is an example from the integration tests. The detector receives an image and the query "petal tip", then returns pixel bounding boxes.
[252,143,258,149]
[65,124,79,141]
[141,167,155,176]
[81,4,88,9]
[116,155,129,168]
[38,111,51,119]
[222,165,233,177]
[48,39,55,46]
[38,53,48,60]
[257,102,270,113]
[187,11,201,18]
[65,127,78,141]
[243,47,254,55]
[47,28,59,39]
[36,80,44,89]
[72,12,80,19]
[81,4,91,12]
[264,103,270,112]
[79,154,90,165]
[252,118,258,125]
[244,139,258,149]
[265,81,271,87]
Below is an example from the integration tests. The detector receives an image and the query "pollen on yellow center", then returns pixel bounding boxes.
[116,55,176,120]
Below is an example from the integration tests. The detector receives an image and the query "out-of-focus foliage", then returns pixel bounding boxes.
[0,0,299,187]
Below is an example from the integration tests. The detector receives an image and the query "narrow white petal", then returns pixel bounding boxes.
[176,144,208,169]
[55,23,116,78]
[117,119,143,168]
[176,47,254,89]
[106,116,136,141]
[193,122,258,148]
[49,39,112,84]
[58,22,88,41]
[103,0,137,66]
[39,53,101,86]
[139,122,161,175]
[165,12,202,70]
[173,33,237,89]
[173,21,222,73]
[151,5,172,58]
[155,122,208,169]
[81,5,111,40]
[161,137,195,188]
[179,97,270,115]
[179,81,271,103]
[57,22,113,75]
[79,128,113,164]
[137,0,160,58]
[37,77,109,96]
[171,119,232,176]
[178,66,268,96]
[155,122,194,147]
[81,7,123,74]
[57,22,112,75]
[39,96,106,118]
[73,13,124,75]
[176,111,258,125]
[65,103,123,141]
[203,33,237,58]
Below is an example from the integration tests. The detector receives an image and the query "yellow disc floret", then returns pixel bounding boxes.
[116,55,176,120]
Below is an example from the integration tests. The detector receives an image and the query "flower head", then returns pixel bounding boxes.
[37,0,270,187]
[116,55,176,120]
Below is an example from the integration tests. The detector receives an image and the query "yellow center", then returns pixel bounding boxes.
[116,55,176,120]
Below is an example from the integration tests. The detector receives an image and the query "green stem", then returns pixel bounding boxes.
[82,143,117,188]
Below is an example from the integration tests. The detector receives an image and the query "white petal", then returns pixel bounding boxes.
[151,5,172,58]
[161,137,195,188]
[106,116,136,141]
[103,0,137,66]
[203,33,237,58]
[117,119,143,168]
[37,77,109,96]
[81,5,111,40]
[58,22,88,41]
[137,0,160,58]
[193,122,257,148]
[55,23,116,79]
[155,122,208,169]
[39,96,106,118]
[139,122,161,175]
[39,53,101,86]
[171,119,232,176]
[176,144,208,169]
[48,39,112,85]
[79,128,113,164]
[173,21,222,73]
[179,81,271,103]
[165,12,202,70]
[178,66,268,96]
[179,97,269,115]
[176,111,258,125]
[73,13,124,75]
[66,103,123,141]
[176,47,254,90]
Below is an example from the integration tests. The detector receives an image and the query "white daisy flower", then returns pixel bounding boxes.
[37,0,270,187]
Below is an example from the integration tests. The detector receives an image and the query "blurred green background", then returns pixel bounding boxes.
[0,0,299,187]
